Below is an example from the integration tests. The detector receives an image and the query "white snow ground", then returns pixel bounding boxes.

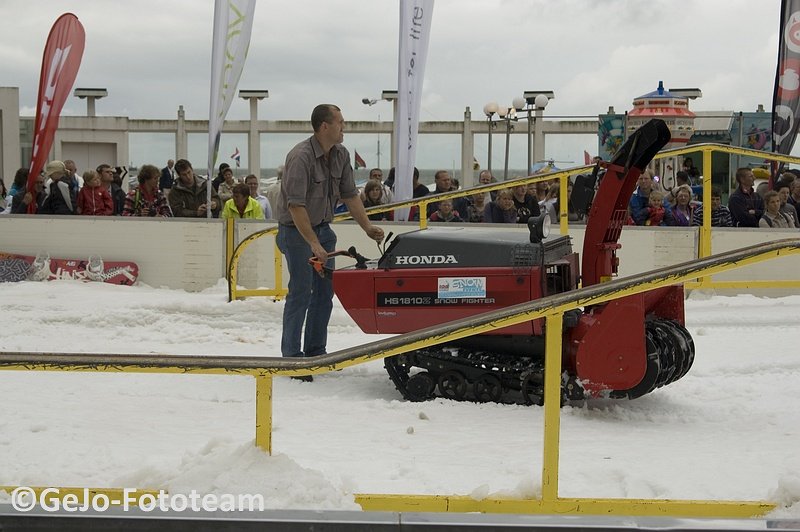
[0,280,799,517]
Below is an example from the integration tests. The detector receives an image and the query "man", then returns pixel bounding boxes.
[222,183,264,219]
[478,169,497,201]
[789,179,800,212]
[64,159,81,192]
[264,165,283,216]
[728,167,764,227]
[97,164,126,215]
[359,167,393,204]
[691,186,732,227]
[245,174,270,219]
[40,160,76,215]
[168,159,220,217]
[426,170,461,218]
[277,104,384,371]
[122,164,172,217]
[629,170,655,225]
[160,159,175,193]
[11,173,46,213]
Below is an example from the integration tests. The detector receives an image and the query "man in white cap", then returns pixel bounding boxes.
[40,160,76,215]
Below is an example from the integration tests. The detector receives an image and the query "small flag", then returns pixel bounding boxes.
[584,150,592,165]
[354,150,366,169]
[230,147,241,167]
[473,156,480,171]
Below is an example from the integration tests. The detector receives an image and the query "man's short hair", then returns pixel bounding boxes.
[434,170,449,181]
[311,104,340,132]
[174,159,192,174]
[244,174,258,184]
[711,186,723,198]
[735,167,752,183]
[96,163,112,174]
[369,168,382,176]
[676,170,689,184]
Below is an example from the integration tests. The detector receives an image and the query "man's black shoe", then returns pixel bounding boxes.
[291,375,314,382]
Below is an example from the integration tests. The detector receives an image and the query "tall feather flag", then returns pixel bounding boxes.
[772,0,800,160]
[354,150,366,169]
[207,0,256,217]
[394,0,434,220]
[27,13,85,213]
[230,147,241,167]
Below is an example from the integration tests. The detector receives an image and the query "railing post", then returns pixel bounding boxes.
[559,175,568,235]
[419,200,429,229]
[541,312,564,502]
[255,374,273,454]
[225,218,235,276]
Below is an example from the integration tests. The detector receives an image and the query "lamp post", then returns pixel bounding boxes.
[362,90,398,169]
[482,102,498,178]
[523,91,554,170]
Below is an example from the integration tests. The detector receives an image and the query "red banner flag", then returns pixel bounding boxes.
[354,150,366,169]
[28,13,85,211]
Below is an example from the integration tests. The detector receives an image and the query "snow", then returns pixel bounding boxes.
[0,280,799,517]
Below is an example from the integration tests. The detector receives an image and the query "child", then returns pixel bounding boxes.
[77,170,113,216]
[759,190,794,228]
[644,190,665,226]
[429,198,463,222]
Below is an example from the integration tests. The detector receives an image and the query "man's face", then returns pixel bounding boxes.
[435,172,451,191]
[369,170,383,181]
[65,161,77,177]
[168,159,174,169]
[638,173,653,192]
[738,170,755,188]
[34,177,45,191]
[246,178,259,198]
[323,109,345,145]
[178,166,194,186]
[99,167,114,185]
[711,195,722,211]
[479,171,492,185]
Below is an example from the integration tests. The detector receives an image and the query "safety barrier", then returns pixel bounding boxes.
[227,143,800,302]
[3,238,799,517]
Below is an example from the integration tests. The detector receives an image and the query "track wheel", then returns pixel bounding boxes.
[437,370,467,400]
[474,374,502,403]
[521,372,544,406]
[405,372,435,402]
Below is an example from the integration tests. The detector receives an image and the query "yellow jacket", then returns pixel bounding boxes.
[221,197,264,219]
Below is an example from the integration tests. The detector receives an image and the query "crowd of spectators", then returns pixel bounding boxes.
[3,156,799,233]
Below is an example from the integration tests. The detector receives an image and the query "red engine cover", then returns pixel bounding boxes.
[334,266,546,335]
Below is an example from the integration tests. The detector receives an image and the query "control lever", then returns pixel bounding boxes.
[309,247,371,279]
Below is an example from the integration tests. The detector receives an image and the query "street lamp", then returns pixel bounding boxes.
[362,91,398,169]
[482,102,499,178]
[523,91,554,172]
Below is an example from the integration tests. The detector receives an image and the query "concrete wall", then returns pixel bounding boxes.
[0,87,21,187]
[1,216,798,293]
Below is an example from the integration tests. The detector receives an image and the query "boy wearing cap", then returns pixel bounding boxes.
[40,160,76,215]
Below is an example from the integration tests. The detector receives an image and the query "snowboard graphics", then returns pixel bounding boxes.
[0,252,138,285]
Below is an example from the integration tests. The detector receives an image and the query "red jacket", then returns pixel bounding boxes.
[77,185,114,216]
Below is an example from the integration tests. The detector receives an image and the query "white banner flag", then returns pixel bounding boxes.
[207,0,256,217]
[394,0,434,221]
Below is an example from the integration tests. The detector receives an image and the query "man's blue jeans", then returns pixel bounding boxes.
[276,223,336,357]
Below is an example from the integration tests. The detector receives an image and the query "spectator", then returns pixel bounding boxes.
[211,163,230,192]
[510,184,541,224]
[264,165,283,217]
[483,189,518,223]
[77,170,113,215]
[0,178,7,212]
[40,160,76,215]
[691,186,733,227]
[245,174,271,219]
[478,170,497,201]
[360,167,393,204]
[775,179,800,228]
[122,164,172,217]
[664,171,692,206]
[553,180,584,224]
[463,192,487,223]
[630,170,655,225]
[95,164,120,215]
[429,198,463,222]
[789,179,800,212]
[168,159,220,217]
[682,157,700,182]
[663,184,694,226]
[728,167,764,227]
[539,182,560,223]
[160,159,175,194]
[7,168,28,199]
[410,167,427,198]
[426,170,459,218]
[63,159,80,194]
[643,190,666,226]
[222,183,264,219]
[11,173,46,214]
[218,166,237,205]
[363,180,392,221]
[760,190,794,228]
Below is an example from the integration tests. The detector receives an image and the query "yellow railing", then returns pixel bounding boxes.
[227,169,586,301]
[3,238,799,517]
[652,143,800,290]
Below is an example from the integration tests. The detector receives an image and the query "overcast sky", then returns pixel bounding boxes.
[1,0,783,172]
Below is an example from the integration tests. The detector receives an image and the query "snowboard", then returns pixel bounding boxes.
[0,252,138,285]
